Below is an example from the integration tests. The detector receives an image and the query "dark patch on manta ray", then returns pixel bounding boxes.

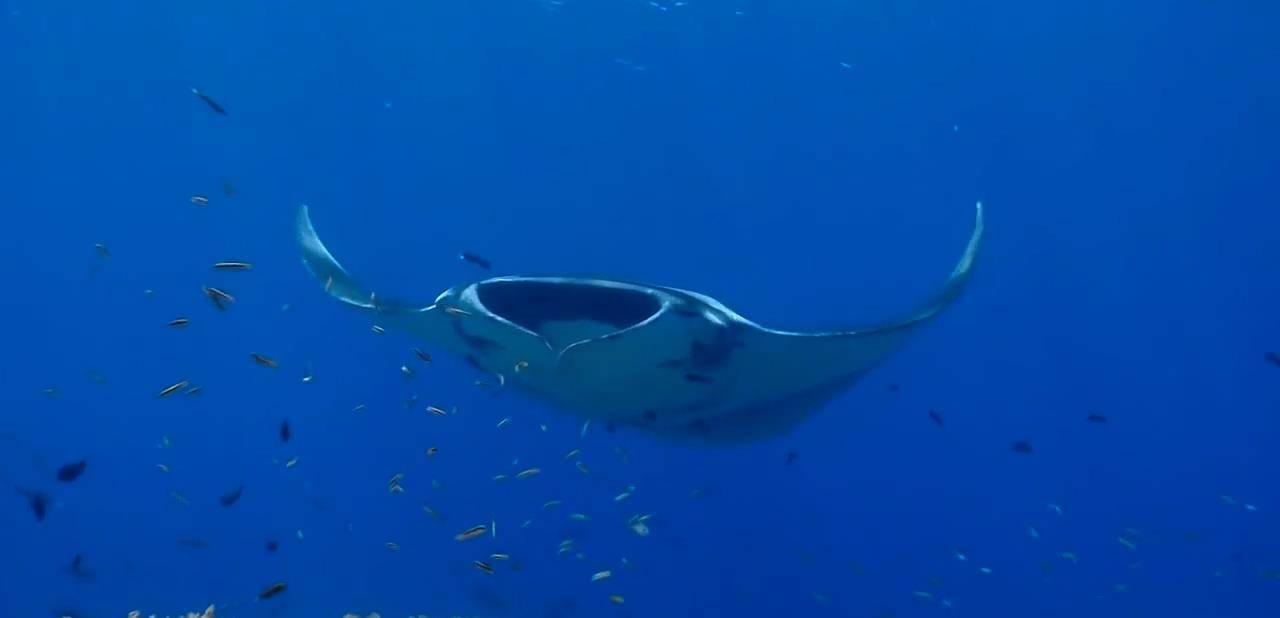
[476,279,661,333]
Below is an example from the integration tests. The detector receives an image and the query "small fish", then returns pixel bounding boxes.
[385,542,400,551]
[250,353,278,368]
[614,487,635,502]
[568,513,590,522]
[928,410,944,427]
[155,464,170,473]
[591,570,612,582]
[455,524,488,541]
[492,516,497,539]
[257,582,288,600]
[284,457,299,468]
[516,468,541,479]
[264,539,278,552]
[496,417,512,429]
[421,505,440,519]
[190,195,210,206]
[784,450,799,465]
[473,560,496,574]
[1086,413,1108,423]
[413,348,432,362]
[157,380,189,398]
[1027,525,1040,539]
[1116,536,1137,550]
[169,490,190,506]
[279,420,291,443]
[1048,503,1064,515]
[459,252,492,269]
[220,177,237,198]
[168,317,190,328]
[444,306,472,317]
[85,370,107,384]
[912,590,934,600]
[575,461,591,475]
[352,404,367,413]
[370,325,385,334]
[56,460,87,482]
[1060,551,1078,563]
[514,360,529,372]
[580,420,591,439]
[427,405,447,416]
[564,448,581,460]
[1264,351,1280,368]
[401,365,413,378]
[219,484,244,507]
[184,385,202,396]
[543,500,563,510]
[66,554,95,581]
[213,261,253,270]
[191,87,228,115]
[18,488,49,522]
[1011,440,1034,454]
[426,446,438,457]
[202,285,234,310]
[609,595,625,605]
[490,552,511,560]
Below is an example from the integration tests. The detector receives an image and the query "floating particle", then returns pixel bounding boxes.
[454,525,488,541]
[385,542,400,551]
[212,261,252,270]
[296,529,304,540]
[56,460,87,482]
[421,505,440,519]
[257,582,287,600]
[978,566,992,574]
[426,446,438,457]
[629,521,650,537]
[591,570,612,582]
[92,242,110,259]
[190,195,210,206]
[250,353,278,368]
[157,380,189,398]
[580,420,590,439]
[516,468,541,479]
[1220,495,1238,506]
[1061,552,1078,563]
[459,252,492,269]
[169,490,190,506]
[492,516,497,539]
[191,87,228,115]
[473,560,495,574]
[1086,413,1108,423]
[1027,526,1040,539]
[1245,503,1258,512]
[1116,536,1137,550]
[1048,503,1064,515]
[156,464,170,473]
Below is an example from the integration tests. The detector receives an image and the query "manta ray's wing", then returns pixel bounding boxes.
[296,205,379,309]
[661,203,985,442]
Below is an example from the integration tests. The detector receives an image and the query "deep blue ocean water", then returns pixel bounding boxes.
[3,1,1278,616]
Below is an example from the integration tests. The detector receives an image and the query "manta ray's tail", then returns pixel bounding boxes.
[296,205,381,310]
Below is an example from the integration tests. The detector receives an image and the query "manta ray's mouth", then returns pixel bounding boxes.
[475,279,663,340]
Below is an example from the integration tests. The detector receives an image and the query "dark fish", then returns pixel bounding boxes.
[1265,352,1280,368]
[605,421,616,434]
[258,581,287,600]
[219,484,244,507]
[56,460,87,482]
[265,539,279,553]
[684,372,713,383]
[413,348,433,363]
[1011,440,1034,454]
[220,177,237,198]
[888,384,901,392]
[279,420,292,443]
[1086,413,1108,423]
[18,488,49,521]
[250,353,278,368]
[66,554,95,581]
[784,450,799,465]
[177,538,209,549]
[459,252,492,269]
[191,87,227,115]
[927,410,944,427]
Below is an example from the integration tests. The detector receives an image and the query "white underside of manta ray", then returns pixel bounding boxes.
[296,203,983,443]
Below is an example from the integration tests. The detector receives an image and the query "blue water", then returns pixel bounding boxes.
[3,1,1278,616]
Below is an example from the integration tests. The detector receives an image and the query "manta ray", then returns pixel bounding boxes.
[297,203,983,443]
